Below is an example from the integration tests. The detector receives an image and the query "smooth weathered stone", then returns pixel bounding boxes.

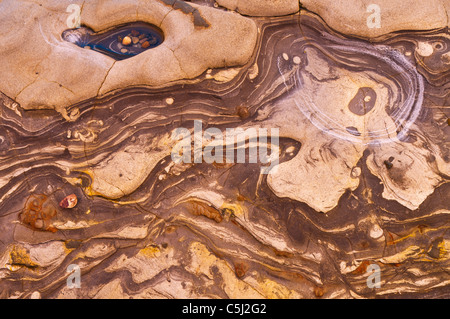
[217,0,299,16]
[300,0,448,38]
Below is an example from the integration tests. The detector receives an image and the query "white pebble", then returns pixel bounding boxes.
[293,56,301,64]
[285,146,296,154]
[416,42,433,57]
[370,224,384,239]
[165,98,174,105]
[350,166,361,178]
[282,53,289,60]
[30,291,41,299]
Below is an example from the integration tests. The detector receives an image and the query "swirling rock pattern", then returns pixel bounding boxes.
[0,2,449,299]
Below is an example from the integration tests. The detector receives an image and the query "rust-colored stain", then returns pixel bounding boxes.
[189,200,223,223]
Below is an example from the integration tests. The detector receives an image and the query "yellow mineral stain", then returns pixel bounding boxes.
[256,278,301,299]
[439,240,450,260]
[79,170,98,197]
[63,244,75,255]
[9,245,38,269]
[220,203,245,218]
[423,239,450,261]
[380,245,422,264]
[138,245,161,258]
[63,177,83,186]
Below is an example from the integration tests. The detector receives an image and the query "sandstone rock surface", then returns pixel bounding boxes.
[300,0,448,38]
[0,0,257,116]
[217,0,299,16]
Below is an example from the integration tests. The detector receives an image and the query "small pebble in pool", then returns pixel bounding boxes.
[132,37,139,44]
[122,36,132,46]
[121,48,128,53]
[142,41,150,49]
[131,29,140,37]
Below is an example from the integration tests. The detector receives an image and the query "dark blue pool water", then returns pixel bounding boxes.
[62,22,164,60]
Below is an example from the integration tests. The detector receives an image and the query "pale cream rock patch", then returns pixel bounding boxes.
[105,247,176,284]
[0,0,112,116]
[262,42,436,212]
[266,99,365,213]
[416,42,434,57]
[293,56,301,64]
[262,49,397,212]
[445,1,450,27]
[79,242,115,259]
[209,67,242,82]
[30,291,41,299]
[369,224,384,239]
[92,279,126,299]
[175,189,226,208]
[100,225,149,239]
[53,220,94,230]
[300,67,398,143]
[248,62,259,80]
[27,241,67,268]
[366,139,446,210]
[85,133,173,199]
[300,0,447,38]
[217,0,299,16]
[169,6,257,79]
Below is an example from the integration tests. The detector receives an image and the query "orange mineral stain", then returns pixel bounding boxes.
[19,194,57,232]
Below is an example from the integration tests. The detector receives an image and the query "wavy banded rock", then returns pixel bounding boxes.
[0,1,448,300]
